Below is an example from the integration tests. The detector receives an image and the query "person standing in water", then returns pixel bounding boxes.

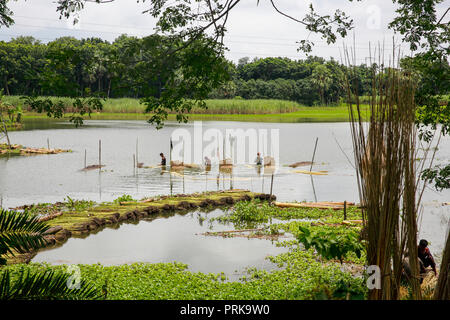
[255,152,263,165]
[160,153,166,166]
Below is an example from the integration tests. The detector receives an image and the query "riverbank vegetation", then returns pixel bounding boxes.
[2,198,441,300]
[1,197,368,300]
[0,36,376,106]
[16,99,369,123]
[5,96,302,115]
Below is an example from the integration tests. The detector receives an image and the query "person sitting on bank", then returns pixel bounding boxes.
[204,156,211,166]
[255,152,263,165]
[418,239,437,277]
[160,153,166,166]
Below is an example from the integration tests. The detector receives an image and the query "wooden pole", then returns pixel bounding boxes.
[136,138,138,166]
[344,200,347,220]
[169,138,172,166]
[310,175,318,203]
[223,135,225,162]
[99,139,101,168]
[84,149,87,169]
[269,172,274,204]
[133,154,135,169]
[47,137,50,150]
[262,173,264,193]
[309,137,319,172]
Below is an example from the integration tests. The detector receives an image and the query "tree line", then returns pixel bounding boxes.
[0,35,384,106]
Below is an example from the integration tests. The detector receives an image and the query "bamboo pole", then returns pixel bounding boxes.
[344,200,347,220]
[309,137,319,172]
[269,172,274,204]
[84,149,87,169]
[99,139,101,169]
[223,135,225,162]
[169,138,172,165]
[136,137,138,166]
[47,137,50,150]
[310,175,318,202]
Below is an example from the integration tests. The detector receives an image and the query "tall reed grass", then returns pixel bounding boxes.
[3,96,300,114]
[344,45,443,300]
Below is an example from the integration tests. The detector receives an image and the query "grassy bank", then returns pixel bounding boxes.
[4,96,301,114]
[22,105,369,123]
[5,95,371,123]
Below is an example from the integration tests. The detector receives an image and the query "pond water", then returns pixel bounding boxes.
[1,118,449,269]
[31,208,291,279]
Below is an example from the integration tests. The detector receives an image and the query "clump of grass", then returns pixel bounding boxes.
[113,195,136,204]
[64,196,95,212]
[194,99,300,114]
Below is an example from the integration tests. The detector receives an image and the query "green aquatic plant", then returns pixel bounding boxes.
[212,199,362,228]
[1,254,366,300]
[297,225,364,264]
[213,200,272,228]
[113,195,136,204]
[64,196,94,212]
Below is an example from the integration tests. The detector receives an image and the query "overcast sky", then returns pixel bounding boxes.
[2,0,448,64]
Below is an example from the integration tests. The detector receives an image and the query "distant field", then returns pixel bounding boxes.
[23,105,371,123]
[4,95,371,123]
[4,96,301,114]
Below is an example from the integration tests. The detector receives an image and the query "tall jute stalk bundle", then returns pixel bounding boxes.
[344,48,424,300]
[434,229,450,299]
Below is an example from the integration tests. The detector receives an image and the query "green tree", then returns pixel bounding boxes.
[311,64,332,105]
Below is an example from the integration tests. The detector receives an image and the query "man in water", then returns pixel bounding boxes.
[255,152,263,165]
[204,156,212,172]
[418,239,437,277]
[160,153,166,166]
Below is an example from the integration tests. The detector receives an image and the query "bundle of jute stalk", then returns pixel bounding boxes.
[343,44,446,300]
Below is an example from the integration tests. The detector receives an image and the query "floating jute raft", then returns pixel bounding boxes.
[273,201,358,210]
[0,143,71,156]
[169,160,201,170]
[292,170,328,175]
[81,164,106,171]
[7,190,276,264]
[288,161,313,168]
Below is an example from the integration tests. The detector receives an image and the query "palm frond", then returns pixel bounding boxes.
[0,268,101,300]
[0,209,50,256]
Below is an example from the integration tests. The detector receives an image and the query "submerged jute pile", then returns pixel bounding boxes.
[0,143,70,155]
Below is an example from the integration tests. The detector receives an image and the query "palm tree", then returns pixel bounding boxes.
[311,64,332,105]
[0,209,101,300]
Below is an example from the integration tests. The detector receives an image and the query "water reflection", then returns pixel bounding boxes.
[32,208,290,279]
